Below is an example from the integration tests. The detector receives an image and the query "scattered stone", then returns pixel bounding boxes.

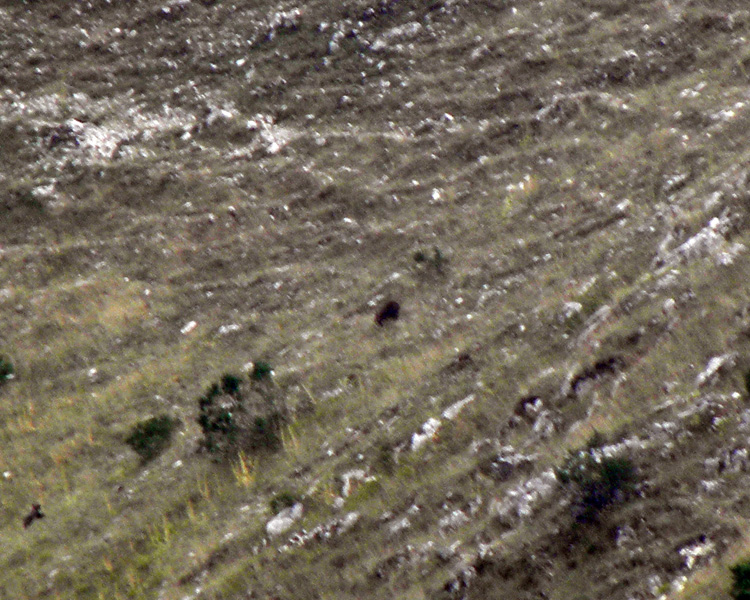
[370,22,423,52]
[442,394,475,420]
[266,503,303,537]
[695,353,736,387]
[657,214,741,268]
[433,544,458,563]
[615,524,637,548]
[217,323,241,336]
[340,469,375,498]
[490,469,558,526]
[678,394,731,431]
[438,509,470,535]
[477,446,536,482]
[705,448,749,476]
[561,301,583,322]
[576,304,613,349]
[513,396,544,422]
[703,457,721,477]
[180,320,197,335]
[411,417,441,451]
[726,448,749,472]
[278,512,361,554]
[678,536,715,570]
[532,410,557,439]
[387,516,411,537]
[443,562,477,595]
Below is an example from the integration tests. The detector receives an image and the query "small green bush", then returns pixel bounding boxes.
[731,560,750,600]
[744,369,750,398]
[197,383,237,453]
[414,246,447,274]
[374,439,396,475]
[126,415,178,462]
[0,355,15,383]
[248,413,283,451]
[249,361,273,382]
[556,448,636,521]
[221,373,243,397]
[197,371,285,455]
[270,491,298,514]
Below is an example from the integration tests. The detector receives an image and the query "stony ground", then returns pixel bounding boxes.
[3,0,750,598]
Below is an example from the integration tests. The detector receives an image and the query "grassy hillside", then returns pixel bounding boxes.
[3,0,750,598]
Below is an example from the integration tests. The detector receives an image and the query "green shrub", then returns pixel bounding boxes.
[745,368,750,398]
[414,246,447,274]
[197,371,285,455]
[270,491,298,514]
[249,361,273,382]
[125,415,178,462]
[197,382,237,453]
[0,355,14,383]
[248,413,283,451]
[374,439,396,475]
[221,373,243,397]
[556,448,636,521]
[731,560,750,600]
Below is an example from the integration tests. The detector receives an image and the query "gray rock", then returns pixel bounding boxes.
[387,516,411,537]
[438,509,470,535]
[340,469,374,497]
[490,469,558,525]
[695,353,736,387]
[265,503,303,537]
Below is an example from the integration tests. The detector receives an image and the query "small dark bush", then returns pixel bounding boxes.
[556,448,636,522]
[248,413,283,451]
[731,560,750,600]
[126,415,178,462]
[414,246,447,273]
[270,491,298,514]
[745,369,750,398]
[374,439,396,475]
[249,361,273,382]
[221,373,243,397]
[197,383,237,453]
[0,355,15,383]
[197,371,285,455]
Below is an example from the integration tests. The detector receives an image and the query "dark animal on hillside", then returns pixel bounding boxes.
[23,503,44,529]
[375,300,400,326]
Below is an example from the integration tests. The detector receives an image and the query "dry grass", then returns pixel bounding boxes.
[2,0,750,598]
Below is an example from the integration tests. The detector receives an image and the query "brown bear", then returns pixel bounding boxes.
[23,503,44,529]
[375,300,400,326]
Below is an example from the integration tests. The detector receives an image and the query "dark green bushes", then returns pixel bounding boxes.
[0,355,15,384]
[731,560,750,600]
[126,415,179,462]
[197,382,237,453]
[249,361,273,382]
[414,246,448,274]
[197,366,285,455]
[556,446,636,521]
[270,491,298,514]
[221,373,242,396]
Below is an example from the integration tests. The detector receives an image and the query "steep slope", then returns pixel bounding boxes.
[2,0,750,598]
